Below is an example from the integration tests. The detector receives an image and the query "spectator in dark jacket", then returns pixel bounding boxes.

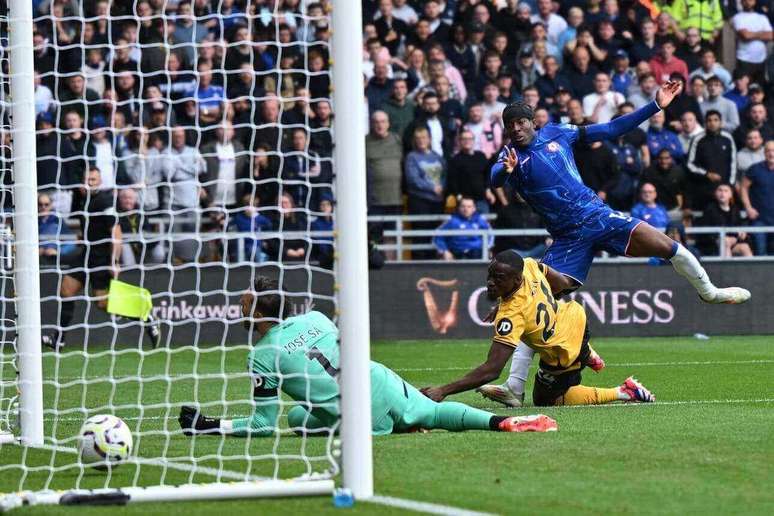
[562,46,597,99]
[740,142,774,256]
[433,197,492,260]
[366,63,394,112]
[687,110,737,209]
[231,193,273,263]
[535,56,572,107]
[402,92,455,158]
[493,188,547,259]
[663,73,702,132]
[574,138,619,204]
[697,184,752,257]
[446,129,494,214]
[268,192,309,262]
[640,149,687,211]
[733,102,774,150]
[311,196,334,269]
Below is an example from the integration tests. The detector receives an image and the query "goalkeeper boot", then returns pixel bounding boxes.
[41,330,64,351]
[499,414,558,433]
[586,346,605,372]
[700,287,751,305]
[476,383,524,408]
[618,377,656,403]
[145,315,161,348]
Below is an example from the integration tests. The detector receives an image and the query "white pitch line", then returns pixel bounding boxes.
[38,443,267,482]
[365,494,497,516]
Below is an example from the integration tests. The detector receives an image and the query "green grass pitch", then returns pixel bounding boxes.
[1,336,772,515]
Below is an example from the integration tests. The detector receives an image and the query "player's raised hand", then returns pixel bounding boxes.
[655,80,682,109]
[502,146,518,173]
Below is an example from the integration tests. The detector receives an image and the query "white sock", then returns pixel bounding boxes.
[506,344,535,396]
[616,388,630,401]
[219,419,234,434]
[669,243,715,299]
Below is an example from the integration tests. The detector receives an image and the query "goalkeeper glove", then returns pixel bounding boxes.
[178,405,221,436]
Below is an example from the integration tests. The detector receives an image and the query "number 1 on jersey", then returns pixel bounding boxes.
[306,346,339,378]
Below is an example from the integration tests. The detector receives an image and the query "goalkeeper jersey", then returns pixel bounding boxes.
[246,311,341,425]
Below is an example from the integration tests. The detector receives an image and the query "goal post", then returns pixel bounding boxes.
[331,0,374,501]
[8,0,44,448]
[0,0,373,508]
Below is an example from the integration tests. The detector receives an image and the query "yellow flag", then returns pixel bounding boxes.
[106,280,153,320]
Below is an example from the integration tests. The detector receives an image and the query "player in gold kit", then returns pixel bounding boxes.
[421,250,655,406]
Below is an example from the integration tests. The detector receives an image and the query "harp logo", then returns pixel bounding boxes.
[416,277,460,334]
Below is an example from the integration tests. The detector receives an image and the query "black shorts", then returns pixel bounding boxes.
[532,326,591,407]
[63,250,112,291]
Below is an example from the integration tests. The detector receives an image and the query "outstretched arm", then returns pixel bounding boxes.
[583,81,682,143]
[421,341,513,402]
[490,146,518,188]
[179,373,281,437]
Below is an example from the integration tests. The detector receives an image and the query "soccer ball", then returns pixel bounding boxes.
[77,414,133,469]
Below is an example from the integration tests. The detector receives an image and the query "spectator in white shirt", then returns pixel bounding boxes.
[89,117,115,190]
[382,0,418,25]
[81,48,106,96]
[732,0,773,85]
[481,82,506,126]
[531,0,567,47]
[700,76,740,133]
[463,103,502,159]
[583,72,625,123]
[34,71,53,116]
[689,49,732,89]
[678,111,704,154]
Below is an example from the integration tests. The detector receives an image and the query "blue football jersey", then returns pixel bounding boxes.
[493,124,606,235]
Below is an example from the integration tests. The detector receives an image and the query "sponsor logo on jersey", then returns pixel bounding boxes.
[496,318,513,336]
[547,142,559,152]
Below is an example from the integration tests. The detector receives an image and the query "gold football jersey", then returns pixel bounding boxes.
[492,258,587,369]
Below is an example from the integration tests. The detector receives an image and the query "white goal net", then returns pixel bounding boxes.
[0,0,371,508]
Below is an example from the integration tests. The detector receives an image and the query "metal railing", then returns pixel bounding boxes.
[47,214,774,263]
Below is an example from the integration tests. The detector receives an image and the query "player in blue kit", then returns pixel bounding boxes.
[479,80,751,408]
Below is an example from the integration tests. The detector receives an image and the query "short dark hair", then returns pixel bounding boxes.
[252,276,289,320]
[705,109,722,122]
[502,101,534,125]
[494,250,524,272]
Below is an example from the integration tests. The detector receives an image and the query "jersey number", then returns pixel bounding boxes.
[306,346,339,378]
[535,282,557,341]
[609,211,633,223]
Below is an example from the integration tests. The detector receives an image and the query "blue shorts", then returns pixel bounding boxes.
[541,208,644,285]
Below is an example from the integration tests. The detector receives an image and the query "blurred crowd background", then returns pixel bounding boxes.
[3,0,772,264]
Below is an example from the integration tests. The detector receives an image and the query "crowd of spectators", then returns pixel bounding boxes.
[359,0,774,260]
[13,0,774,265]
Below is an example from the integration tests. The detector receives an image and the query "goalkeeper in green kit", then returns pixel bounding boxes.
[178,277,557,436]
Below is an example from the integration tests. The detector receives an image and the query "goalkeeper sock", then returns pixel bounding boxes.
[57,300,75,343]
[434,401,494,431]
[60,300,75,328]
[506,343,535,397]
[558,385,619,405]
[669,243,715,300]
